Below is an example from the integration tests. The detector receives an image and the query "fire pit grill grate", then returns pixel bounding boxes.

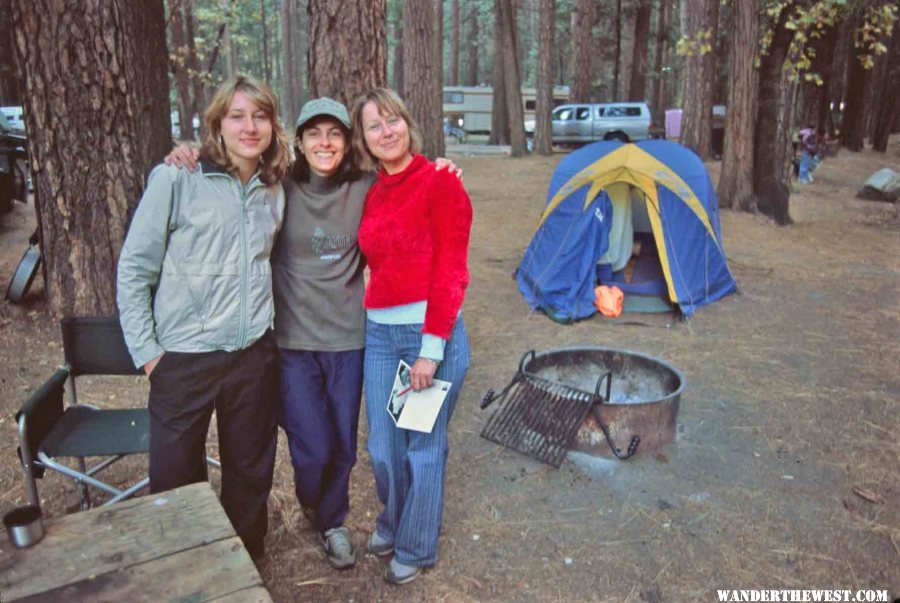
[480,369,597,468]
[481,349,649,467]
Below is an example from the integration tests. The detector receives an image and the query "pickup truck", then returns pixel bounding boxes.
[525,102,654,149]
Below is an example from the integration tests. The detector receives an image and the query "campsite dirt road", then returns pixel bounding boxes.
[0,140,897,603]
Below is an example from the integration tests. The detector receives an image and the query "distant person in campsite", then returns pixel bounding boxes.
[798,124,819,184]
[163,97,461,571]
[351,87,472,585]
[117,75,292,559]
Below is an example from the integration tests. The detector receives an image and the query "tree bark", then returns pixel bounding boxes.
[840,12,868,152]
[403,0,444,159]
[490,1,510,145]
[680,0,719,160]
[802,22,838,134]
[534,0,556,156]
[628,0,652,101]
[450,0,460,86]
[308,0,387,107]
[465,4,480,86]
[612,0,622,101]
[499,0,526,156]
[651,0,670,115]
[871,18,900,152]
[10,0,171,317]
[184,0,205,124]
[260,0,270,83]
[752,4,796,225]
[168,0,194,141]
[281,0,300,124]
[0,7,20,104]
[571,0,593,102]
[717,0,758,214]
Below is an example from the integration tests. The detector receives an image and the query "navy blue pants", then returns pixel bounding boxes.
[278,348,364,532]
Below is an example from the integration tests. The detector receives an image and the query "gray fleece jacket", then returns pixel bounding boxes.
[117,161,285,369]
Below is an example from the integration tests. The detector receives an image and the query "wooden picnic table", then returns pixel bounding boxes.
[0,482,272,602]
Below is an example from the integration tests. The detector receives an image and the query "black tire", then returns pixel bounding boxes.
[604,131,630,143]
[6,246,41,304]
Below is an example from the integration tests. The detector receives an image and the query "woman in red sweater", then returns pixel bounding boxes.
[351,88,472,585]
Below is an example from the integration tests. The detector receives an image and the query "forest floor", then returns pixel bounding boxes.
[0,138,897,603]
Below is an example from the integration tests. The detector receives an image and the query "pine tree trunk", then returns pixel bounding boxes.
[184,0,205,123]
[308,0,387,107]
[871,19,900,152]
[534,0,556,156]
[802,22,837,133]
[612,0,622,101]
[0,7,20,104]
[840,15,868,152]
[281,0,299,124]
[403,0,444,159]
[168,0,194,141]
[680,0,718,159]
[753,6,795,225]
[571,0,593,102]
[490,1,510,145]
[10,0,171,317]
[465,5,480,86]
[651,0,670,116]
[628,0,652,102]
[717,0,758,213]
[261,0,270,83]
[500,0,526,156]
[450,0,460,86]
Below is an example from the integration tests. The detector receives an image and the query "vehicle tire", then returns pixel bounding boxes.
[13,160,27,202]
[6,246,41,304]
[603,131,630,143]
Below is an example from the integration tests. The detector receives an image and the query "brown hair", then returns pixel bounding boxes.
[349,88,422,171]
[200,75,293,185]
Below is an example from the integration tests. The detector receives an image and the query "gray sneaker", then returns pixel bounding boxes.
[367,530,394,557]
[320,526,356,569]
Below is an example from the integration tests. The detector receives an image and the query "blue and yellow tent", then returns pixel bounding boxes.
[517,140,736,321]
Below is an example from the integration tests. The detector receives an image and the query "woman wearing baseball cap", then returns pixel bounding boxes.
[164,95,458,569]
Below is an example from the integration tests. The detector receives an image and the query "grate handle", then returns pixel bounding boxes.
[481,349,536,409]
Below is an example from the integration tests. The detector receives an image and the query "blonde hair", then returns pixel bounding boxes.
[349,88,422,171]
[200,75,293,185]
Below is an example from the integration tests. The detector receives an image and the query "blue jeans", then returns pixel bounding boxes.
[799,150,814,182]
[364,318,470,566]
[278,348,364,532]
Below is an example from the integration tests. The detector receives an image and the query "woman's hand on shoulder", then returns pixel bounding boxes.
[434,157,463,182]
[164,145,200,171]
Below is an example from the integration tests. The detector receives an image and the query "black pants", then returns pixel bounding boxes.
[148,331,277,556]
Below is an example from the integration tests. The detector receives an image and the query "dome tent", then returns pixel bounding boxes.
[516,140,737,322]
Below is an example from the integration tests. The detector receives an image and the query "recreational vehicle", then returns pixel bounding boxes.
[443,85,571,134]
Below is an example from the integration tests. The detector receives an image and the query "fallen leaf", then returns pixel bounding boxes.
[654,453,669,463]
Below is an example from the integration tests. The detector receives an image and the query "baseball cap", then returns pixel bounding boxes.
[296,97,351,130]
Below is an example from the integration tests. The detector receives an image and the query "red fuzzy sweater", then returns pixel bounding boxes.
[358,154,472,340]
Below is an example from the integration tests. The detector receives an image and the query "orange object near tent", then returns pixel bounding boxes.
[594,285,624,317]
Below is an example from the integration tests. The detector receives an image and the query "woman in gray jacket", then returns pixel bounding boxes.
[117,75,293,559]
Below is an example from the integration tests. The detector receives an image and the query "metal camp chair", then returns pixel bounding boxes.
[15,316,218,509]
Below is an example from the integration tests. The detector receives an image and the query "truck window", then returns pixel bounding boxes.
[575,107,590,120]
[624,107,642,116]
[553,107,573,121]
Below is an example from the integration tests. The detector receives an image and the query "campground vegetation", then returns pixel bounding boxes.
[1,0,898,315]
